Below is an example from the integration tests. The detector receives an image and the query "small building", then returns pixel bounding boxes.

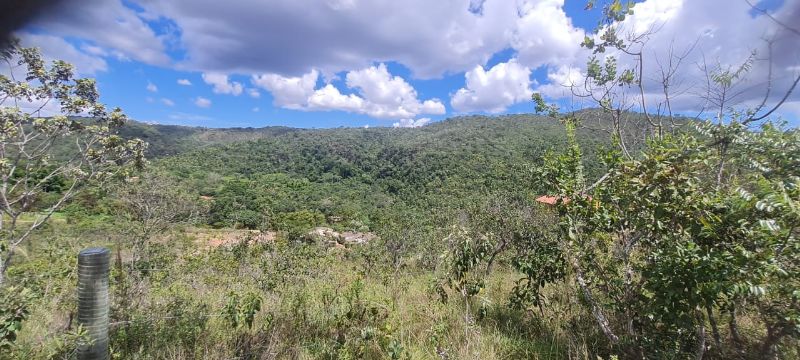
[535,195,594,206]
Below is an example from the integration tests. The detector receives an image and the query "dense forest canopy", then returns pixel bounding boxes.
[87,113,611,232]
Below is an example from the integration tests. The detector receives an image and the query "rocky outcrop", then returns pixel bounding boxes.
[340,231,376,245]
[307,227,376,247]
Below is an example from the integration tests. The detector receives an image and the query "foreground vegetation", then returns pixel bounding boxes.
[3,1,799,358]
[8,223,593,359]
[4,110,798,359]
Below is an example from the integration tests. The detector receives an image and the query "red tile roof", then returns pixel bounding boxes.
[535,195,592,205]
[535,195,561,205]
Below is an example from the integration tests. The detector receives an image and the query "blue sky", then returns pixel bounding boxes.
[15,0,800,128]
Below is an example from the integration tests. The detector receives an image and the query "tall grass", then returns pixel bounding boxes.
[10,225,584,359]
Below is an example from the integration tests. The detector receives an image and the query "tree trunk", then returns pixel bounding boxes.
[695,314,706,360]
[729,307,743,353]
[573,260,619,344]
[484,240,507,275]
[0,256,8,286]
[707,305,721,349]
[761,325,787,360]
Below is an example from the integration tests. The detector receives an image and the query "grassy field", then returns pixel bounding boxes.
[1,212,67,225]
[11,225,591,359]
[10,214,783,359]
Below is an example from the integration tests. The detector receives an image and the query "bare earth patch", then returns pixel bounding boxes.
[186,228,276,249]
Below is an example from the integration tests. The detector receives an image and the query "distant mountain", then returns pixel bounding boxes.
[118,108,664,160]
[117,121,301,158]
[151,113,614,200]
[113,111,664,231]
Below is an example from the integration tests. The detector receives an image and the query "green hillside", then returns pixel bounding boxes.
[116,121,299,158]
[146,113,609,232]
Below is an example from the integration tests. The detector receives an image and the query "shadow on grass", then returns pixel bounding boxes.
[478,303,566,359]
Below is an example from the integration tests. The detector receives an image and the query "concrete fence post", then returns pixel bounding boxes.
[77,247,111,360]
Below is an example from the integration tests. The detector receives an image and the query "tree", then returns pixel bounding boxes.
[468,1,800,358]
[0,42,145,284]
[112,171,202,265]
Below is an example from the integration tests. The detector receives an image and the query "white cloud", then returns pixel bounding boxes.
[451,59,532,113]
[624,0,683,36]
[18,33,107,75]
[146,82,158,92]
[308,84,365,112]
[30,0,169,66]
[627,0,798,116]
[393,118,432,128]
[254,64,445,119]
[80,44,108,57]
[534,65,583,100]
[252,70,320,109]
[344,64,446,118]
[511,0,586,69]
[17,0,800,122]
[202,72,244,95]
[252,107,260,112]
[194,97,211,108]
[12,97,67,118]
[530,0,800,121]
[177,78,192,86]
[161,98,175,106]
[247,88,261,98]
[134,0,518,78]
[24,0,589,79]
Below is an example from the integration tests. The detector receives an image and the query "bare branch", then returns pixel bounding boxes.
[744,0,800,37]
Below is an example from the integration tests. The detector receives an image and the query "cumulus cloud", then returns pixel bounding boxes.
[12,97,68,118]
[133,0,520,78]
[30,0,169,66]
[393,118,432,128]
[146,82,158,92]
[536,0,800,118]
[534,65,583,100]
[308,84,365,113]
[161,98,175,106]
[24,0,593,81]
[511,0,586,69]
[451,59,532,113]
[177,78,192,86]
[194,96,211,108]
[17,0,799,122]
[635,0,800,116]
[253,64,445,119]
[202,72,243,96]
[344,64,446,118]
[23,0,592,80]
[81,44,108,57]
[247,88,261,98]
[252,70,320,109]
[18,33,107,75]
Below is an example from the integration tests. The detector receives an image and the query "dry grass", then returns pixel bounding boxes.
[13,226,573,359]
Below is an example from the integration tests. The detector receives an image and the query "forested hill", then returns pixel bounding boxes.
[153,113,611,186]
[136,113,613,231]
[116,121,298,158]
[120,109,641,161]
[125,112,614,161]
